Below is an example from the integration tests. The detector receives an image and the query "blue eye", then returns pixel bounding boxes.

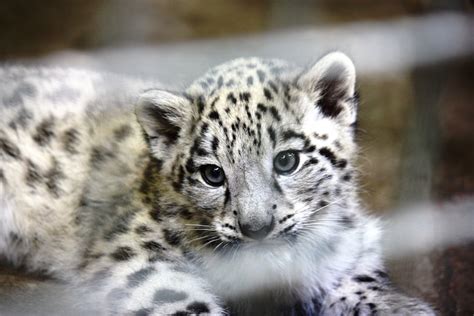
[274,151,299,175]
[200,165,225,187]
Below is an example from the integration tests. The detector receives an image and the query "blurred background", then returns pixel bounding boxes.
[0,0,473,315]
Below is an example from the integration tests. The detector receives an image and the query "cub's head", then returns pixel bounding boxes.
[136,52,360,293]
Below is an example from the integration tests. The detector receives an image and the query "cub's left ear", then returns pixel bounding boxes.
[298,52,357,125]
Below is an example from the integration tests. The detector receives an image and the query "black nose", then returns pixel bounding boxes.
[239,216,275,240]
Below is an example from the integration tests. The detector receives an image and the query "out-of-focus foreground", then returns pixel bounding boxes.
[0,1,473,315]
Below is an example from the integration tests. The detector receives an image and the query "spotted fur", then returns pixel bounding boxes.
[0,54,434,315]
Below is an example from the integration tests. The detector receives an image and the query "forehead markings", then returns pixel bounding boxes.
[318,147,347,169]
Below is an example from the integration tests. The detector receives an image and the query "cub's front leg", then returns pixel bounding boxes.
[319,270,435,316]
[81,256,223,316]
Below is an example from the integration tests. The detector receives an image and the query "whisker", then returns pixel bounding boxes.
[184,228,217,232]
[196,237,222,252]
[187,234,215,244]
[184,224,214,227]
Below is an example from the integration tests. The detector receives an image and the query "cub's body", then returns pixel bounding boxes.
[0,56,434,315]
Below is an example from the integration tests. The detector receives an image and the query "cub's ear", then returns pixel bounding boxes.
[135,89,192,144]
[298,52,357,125]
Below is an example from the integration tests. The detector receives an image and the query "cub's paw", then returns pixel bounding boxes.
[129,299,222,316]
[321,293,435,316]
[320,297,377,316]
[105,284,223,315]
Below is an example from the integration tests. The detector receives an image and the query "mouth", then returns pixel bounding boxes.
[214,230,300,256]
[185,222,302,256]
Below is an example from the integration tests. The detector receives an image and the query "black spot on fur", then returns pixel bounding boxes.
[45,158,64,197]
[210,96,219,108]
[273,180,283,194]
[211,136,219,153]
[127,267,155,288]
[179,208,193,220]
[267,126,276,147]
[172,311,190,316]
[353,307,360,316]
[135,225,152,236]
[32,118,55,146]
[282,130,306,141]
[339,215,355,229]
[90,146,115,168]
[113,124,132,141]
[208,111,220,121]
[319,147,338,166]
[263,88,273,101]
[0,137,21,159]
[319,201,328,208]
[163,229,182,246]
[239,92,251,102]
[196,96,205,114]
[149,208,162,223]
[336,159,347,169]
[374,270,389,280]
[227,93,237,104]
[185,158,196,173]
[187,302,210,314]
[354,275,376,283]
[367,303,377,310]
[369,286,381,291]
[257,103,267,113]
[142,240,167,253]
[110,246,136,261]
[25,159,42,186]
[173,166,185,192]
[61,128,80,154]
[224,188,231,205]
[269,106,281,121]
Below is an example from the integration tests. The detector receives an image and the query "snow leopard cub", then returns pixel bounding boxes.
[0,52,434,315]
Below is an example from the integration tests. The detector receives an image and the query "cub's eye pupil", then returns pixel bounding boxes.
[201,165,225,187]
[274,151,299,174]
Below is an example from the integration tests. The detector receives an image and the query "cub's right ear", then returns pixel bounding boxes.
[135,89,192,145]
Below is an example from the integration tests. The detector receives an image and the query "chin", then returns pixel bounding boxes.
[199,232,331,301]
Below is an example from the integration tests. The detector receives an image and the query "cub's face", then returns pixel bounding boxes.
[136,53,359,258]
